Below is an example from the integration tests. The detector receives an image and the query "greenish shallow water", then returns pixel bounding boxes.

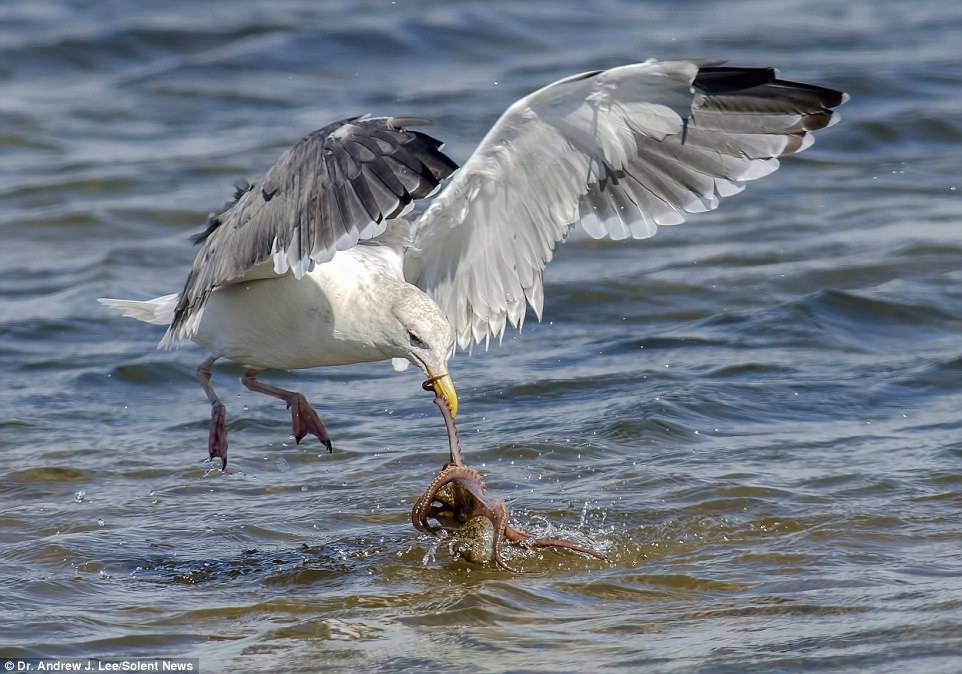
[2,1,962,672]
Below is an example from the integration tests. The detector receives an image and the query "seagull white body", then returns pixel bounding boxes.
[99,59,846,465]
[193,246,407,370]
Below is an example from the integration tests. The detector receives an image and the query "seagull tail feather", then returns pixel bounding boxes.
[98,293,178,326]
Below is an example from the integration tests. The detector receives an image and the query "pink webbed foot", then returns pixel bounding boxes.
[208,401,228,469]
[287,393,333,452]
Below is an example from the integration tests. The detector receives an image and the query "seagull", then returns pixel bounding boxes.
[100,59,846,467]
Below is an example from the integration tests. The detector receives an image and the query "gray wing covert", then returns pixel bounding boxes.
[164,115,457,346]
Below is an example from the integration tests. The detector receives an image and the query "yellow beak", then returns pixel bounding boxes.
[427,371,458,416]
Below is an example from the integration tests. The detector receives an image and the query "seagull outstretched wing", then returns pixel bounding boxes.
[165,115,457,346]
[405,60,846,350]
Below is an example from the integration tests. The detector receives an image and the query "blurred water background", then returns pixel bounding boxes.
[2,0,961,671]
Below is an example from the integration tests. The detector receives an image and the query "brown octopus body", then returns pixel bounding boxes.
[412,378,607,571]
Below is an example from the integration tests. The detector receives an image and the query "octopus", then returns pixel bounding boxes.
[411,378,608,572]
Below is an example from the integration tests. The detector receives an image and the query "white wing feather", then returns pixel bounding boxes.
[405,59,844,350]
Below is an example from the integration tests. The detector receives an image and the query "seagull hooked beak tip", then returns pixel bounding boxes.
[422,372,458,416]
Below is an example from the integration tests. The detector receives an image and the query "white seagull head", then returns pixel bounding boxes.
[390,286,458,415]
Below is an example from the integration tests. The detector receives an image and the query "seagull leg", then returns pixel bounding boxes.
[197,356,228,469]
[241,370,333,451]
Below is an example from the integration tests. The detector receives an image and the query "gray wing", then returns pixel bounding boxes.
[165,115,457,345]
[405,60,846,350]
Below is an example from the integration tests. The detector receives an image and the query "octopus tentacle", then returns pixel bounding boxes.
[520,535,609,560]
[490,499,521,573]
[505,522,608,560]
[411,464,486,533]
[413,463,608,568]
[415,377,607,569]
[423,379,465,467]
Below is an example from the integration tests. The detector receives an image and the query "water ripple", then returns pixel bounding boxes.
[3,0,962,671]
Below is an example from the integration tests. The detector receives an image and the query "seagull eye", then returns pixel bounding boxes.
[408,331,427,349]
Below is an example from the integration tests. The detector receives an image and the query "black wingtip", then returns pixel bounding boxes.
[771,78,849,108]
[694,65,847,110]
[693,66,777,93]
